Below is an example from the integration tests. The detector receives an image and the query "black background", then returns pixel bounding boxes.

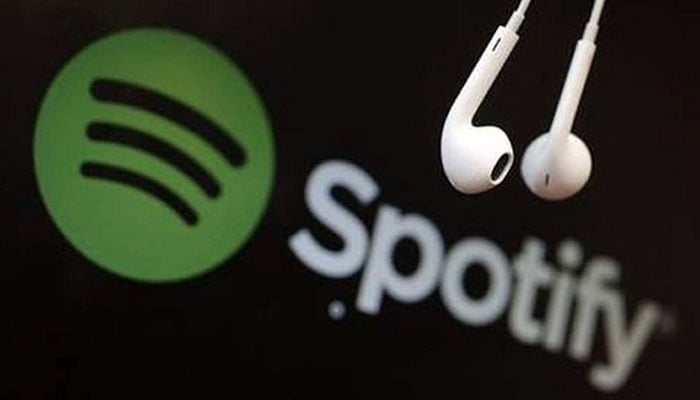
[2,0,698,398]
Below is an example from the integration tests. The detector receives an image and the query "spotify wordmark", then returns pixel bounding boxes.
[34,29,275,282]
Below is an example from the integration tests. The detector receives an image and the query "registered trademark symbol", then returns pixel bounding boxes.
[657,309,679,339]
[328,300,346,320]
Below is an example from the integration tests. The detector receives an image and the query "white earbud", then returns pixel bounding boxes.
[441,1,530,194]
[521,0,606,200]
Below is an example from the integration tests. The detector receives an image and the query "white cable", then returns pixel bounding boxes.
[506,0,532,32]
[516,0,532,15]
[589,0,606,26]
[583,0,607,43]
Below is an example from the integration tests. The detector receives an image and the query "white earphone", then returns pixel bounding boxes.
[441,0,606,200]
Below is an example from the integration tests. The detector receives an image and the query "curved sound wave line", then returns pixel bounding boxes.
[88,122,221,198]
[81,162,198,226]
[91,78,245,167]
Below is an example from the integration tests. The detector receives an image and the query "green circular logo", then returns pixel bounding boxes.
[34,29,275,282]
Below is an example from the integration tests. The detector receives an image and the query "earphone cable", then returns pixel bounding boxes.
[583,0,606,42]
[589,0,606,26]
[506,0,532,32]
[516,0,531,15]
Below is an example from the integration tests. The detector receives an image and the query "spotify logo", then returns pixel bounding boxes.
[34,29,275,282]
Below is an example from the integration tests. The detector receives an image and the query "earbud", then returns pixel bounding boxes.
[521,0,606,200]
[441,2,530,194]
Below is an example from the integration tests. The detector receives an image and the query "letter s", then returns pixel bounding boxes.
[289,160,380,278]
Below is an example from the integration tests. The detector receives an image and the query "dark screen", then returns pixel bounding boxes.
[2,0,698,398]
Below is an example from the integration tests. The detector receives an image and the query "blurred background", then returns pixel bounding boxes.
[2,0,698,398]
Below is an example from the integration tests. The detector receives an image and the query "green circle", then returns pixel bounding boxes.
[34,29,275,283]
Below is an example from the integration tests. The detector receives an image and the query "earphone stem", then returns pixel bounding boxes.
[547,39,596,152]
[548,0,606,152]
[445,26,519,129]
[444,2,530,129]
